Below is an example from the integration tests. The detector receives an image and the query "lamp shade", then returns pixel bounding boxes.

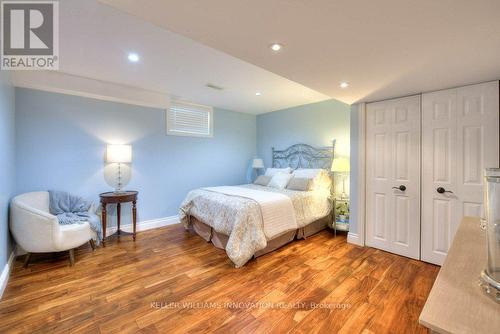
[106,144,132,163]
[331,156,350,172]
[252,158,264,169]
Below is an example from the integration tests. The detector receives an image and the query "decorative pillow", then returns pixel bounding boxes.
[268,173,293,189]
[265,167,292,177]
[286,177,311,191]
[253,175,271,186]
[292,168,323,179]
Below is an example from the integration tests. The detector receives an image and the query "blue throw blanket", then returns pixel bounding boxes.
[49,190,102,245]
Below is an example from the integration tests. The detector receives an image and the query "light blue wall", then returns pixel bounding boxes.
[15,88,256,225]
[0,72,15,267]
[257,99,350,167]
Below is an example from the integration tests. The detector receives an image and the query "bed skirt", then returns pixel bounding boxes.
[188,215,331,260]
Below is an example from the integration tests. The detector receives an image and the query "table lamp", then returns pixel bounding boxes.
[252,158,264,181]
[106,144,132,193]
[331,156,350,198]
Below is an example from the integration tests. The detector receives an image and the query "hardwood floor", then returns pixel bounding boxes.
[0,225,439,333]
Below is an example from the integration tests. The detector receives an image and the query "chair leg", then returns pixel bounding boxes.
[23,253,32,268]
[89,239,96,251]
[69,249,75,266]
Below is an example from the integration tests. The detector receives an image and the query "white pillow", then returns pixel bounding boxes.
[293,168,323,179]
[268,173,293,189]
[265,167,292,177]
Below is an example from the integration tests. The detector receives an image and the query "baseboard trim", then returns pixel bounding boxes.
[106,215,180,235]
[0,247,16,300]
[347,232,363,246]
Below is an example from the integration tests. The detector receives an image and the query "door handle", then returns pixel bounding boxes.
[392,185,406,191]
[436,187,453,194]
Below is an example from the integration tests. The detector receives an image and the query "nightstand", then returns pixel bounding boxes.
[100,191,138,245]
[333,197,350,237]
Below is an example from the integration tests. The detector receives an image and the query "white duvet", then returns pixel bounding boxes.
[203,186,298,239]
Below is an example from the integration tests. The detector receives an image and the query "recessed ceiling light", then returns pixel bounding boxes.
[255,92,262,96]
[127,53,140,62]
[270,43,282,52]
[340,82,349,88]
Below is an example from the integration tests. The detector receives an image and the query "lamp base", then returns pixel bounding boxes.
[115,163,125,194]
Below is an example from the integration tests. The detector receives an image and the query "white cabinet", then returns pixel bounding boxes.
[421,81,499,265]
[365,81,499,264]
[366,95,421,260]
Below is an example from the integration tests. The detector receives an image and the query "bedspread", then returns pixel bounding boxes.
[179,184,331,267]
[204,186,297,239]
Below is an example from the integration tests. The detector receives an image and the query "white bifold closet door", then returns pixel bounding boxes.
[421,81,499,265]
[366,95,421,260]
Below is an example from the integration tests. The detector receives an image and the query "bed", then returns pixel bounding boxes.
[179,143,335,267]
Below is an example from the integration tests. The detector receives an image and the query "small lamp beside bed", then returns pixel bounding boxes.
[251,158,264,181]
[331,156,350,199]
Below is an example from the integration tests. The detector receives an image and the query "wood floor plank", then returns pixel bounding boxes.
[0,224,438,333]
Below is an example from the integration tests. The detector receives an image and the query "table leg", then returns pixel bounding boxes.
[117,203,121,236]
[101,202,107,247]
[132,200,137,241]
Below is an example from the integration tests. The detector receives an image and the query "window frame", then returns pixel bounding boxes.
[166,100,214,138]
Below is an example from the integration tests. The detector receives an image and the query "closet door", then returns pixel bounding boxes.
[421,81,499,265]
[366,100,392,253]
[366,96,421,259]
[421,89,457,265]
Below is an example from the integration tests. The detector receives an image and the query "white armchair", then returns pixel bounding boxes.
[10,191,97,267]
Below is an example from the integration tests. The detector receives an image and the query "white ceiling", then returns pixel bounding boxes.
[47,0,329,114]
[100,0,500,104]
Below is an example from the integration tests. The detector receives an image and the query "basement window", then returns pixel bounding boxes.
[166,100,213,138]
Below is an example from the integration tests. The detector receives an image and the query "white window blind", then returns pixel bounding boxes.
[166,100,213,137]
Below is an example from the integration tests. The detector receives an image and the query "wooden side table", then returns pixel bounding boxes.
[100,191,138,245]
